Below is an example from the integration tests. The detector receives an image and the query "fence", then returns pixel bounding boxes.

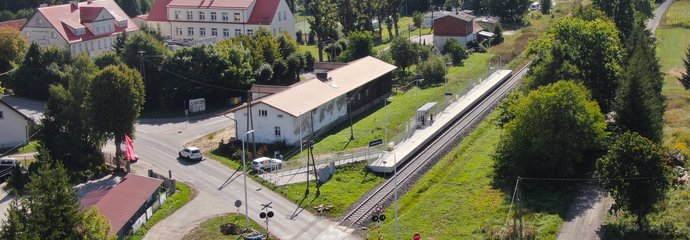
[148,169,176,196]
[275,147,384,174]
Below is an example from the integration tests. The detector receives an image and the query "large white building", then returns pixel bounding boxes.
[21,0,139,57]
[233,56,396,145]
[138,0,295,43]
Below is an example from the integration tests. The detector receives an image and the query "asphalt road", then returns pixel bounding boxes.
[131,112,358,239]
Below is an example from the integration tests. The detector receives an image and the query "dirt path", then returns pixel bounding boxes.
[556,183,612,240]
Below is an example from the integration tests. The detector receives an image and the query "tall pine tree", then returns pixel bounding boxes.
[680,44,690,90]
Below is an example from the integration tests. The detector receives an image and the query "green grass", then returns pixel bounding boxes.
[305,53,492,156]
[370,115,572,239]
[664,0,690,28]
[298,44,319,59]
[182,213,274,240]
[277,161,385,218]
[206,150,243,170]
[16,140,37,154]
[128,182,194,240]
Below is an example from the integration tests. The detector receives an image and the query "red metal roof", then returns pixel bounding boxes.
[80,6,105,22]
[89,174,163,235]
[145,0,173,21]
[247,0,279,25]
[168,0,254,9]
[34,0,138,44]
[0,19,27,31]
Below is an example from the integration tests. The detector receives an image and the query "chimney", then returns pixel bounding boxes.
[39,3,48,7]
[316,72,328,81]
[87,0,93,4]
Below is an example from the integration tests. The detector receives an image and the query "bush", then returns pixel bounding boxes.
[296,30,304,45]
[304,51,315,71]
[416,54,448,85]
[308,30,316,45]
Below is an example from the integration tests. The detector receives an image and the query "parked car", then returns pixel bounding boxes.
[179,146,203,161]
[251,157,283,171]
[529,2,541,11]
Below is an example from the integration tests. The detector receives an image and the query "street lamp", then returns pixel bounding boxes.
[241,129,255,230]
[384,97,393,147]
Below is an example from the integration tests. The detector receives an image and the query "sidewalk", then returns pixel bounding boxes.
[368,70,513,173]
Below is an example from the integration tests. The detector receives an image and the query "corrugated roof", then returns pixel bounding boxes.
[168,0,255,9]
[246,0,279,24]
[34,0,138,43]
[91,174,162,235]
[253,56,396,117]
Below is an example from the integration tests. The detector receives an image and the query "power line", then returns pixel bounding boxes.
[141,57,250,93]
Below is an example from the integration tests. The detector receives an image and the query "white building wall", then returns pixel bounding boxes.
[269,0,296,37]
[0,105,29,148]
[22,12,70,49]
[433,34,477,51]
[235,95,348,145]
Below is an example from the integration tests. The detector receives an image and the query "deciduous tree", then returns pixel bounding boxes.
[390,37,418,83]
[89,64,145,168]
[495,81,608,179]
[592,0,653,39]
[120,32,168,109]
[308,0,339,61]
[417,54,447,85]
[596,131,672,228]
[488,0,530,23]
[442,38,467,66]
[345,31,375,61]
[0,27,28,74]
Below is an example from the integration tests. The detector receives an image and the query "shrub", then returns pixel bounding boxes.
[296,30,304,45]
[417,54,448,85]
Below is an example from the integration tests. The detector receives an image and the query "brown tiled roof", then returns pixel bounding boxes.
[90,174,162,235]
[0,19,27,31]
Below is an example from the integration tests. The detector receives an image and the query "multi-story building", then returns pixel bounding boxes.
[139,0,295,43]
[21,0,138,57]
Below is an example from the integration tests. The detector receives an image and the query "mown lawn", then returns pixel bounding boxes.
[306,53,492,156]
[656,27,690,156]
[182,213,274,240]
[370,115,572,239]
[128,182,194,240]
[277,161,385,218]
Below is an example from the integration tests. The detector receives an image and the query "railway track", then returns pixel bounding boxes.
[339,63,531,229]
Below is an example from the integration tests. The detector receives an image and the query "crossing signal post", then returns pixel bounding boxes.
[371,205,386,240]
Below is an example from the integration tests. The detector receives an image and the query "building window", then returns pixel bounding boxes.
[278,12,282,21]
[186,11,193,20]
[274,126,281,136]
[0,111,3,119]
[222,12,229,21]
[199,28,206,36]
[210,12,217,21]
[188,27,194,36]
[199,12,205,20]
[235,29,241,36]
[223,28,229,37]
[51,32,56,38]
[277,114,283,118]
[211,28,217,36]
[284,11,287,20]
[259,109,268,117]
[234,12,241,21]
[174,11,180,20]
[176,27,182,36]
[247,29,253,36]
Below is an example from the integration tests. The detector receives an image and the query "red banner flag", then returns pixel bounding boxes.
[124,134,137,161]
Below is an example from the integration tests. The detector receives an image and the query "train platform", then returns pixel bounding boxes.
[368,70,513,173]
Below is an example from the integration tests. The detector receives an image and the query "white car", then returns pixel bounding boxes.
[179,146,203,161]
[251,157,283,171]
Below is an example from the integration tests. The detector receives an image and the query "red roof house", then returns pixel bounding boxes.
[432,13,483,50]
[0,19,27,31]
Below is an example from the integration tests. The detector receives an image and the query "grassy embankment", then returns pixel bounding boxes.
[182,213,273,240]
[602,0,690,238]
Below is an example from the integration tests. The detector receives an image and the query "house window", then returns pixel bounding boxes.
[0,111,3,119]
[174,11,180,20]
[277,114,283,118]
[274,126,281,136]
[247,29,253,36]
[186,11,193,20]
[259,109,268,117]
[199,28,206,36]
[51,32,56,38]
[222,12,229,21]
[223,28,229,37]
[284,11,287,20]
[211,28,217,36]
[188,27,194,36]
[199,12,205,20]
[278,12,282,21]
[235,29,241,36]
[176,27,182,36]
[234,12,241,21]
[210,12,217,21]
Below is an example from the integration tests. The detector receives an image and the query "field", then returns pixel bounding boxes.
[664,0,690,28]
[371,115,572,239]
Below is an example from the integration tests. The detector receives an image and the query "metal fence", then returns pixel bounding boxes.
[274,147,384,174]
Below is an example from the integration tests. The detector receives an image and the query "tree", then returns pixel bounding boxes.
[138,0,149,14]
[336,0,360,36]
[413,11,424,28]
[495,81,608,179]
[417,54,448,85]
[308,0,339,61]
[390,37,418,83]
[255,63,273,84]
[592,0,654,39]
[304,51,315,71]
[442,38,467,66]
[527,17,623,111]
[10,44,71,100]
[79,208,114,240]
[345,31,375,60]
[492,22,504,45]
[540,0,552,14]
[680,45,690,90]
[277,33,298,58]
[614,26,665,143]
[0,161,83,239]
[89,64,145,168]
[271,59,288,84]
[117,0,141,17]
[113,32,127,55]
[0,27,28,74]
[488,0,530,23]
[595,131,672,228]
[93,52,122,69]
[286,53,304,83]
[120,32,168,109]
